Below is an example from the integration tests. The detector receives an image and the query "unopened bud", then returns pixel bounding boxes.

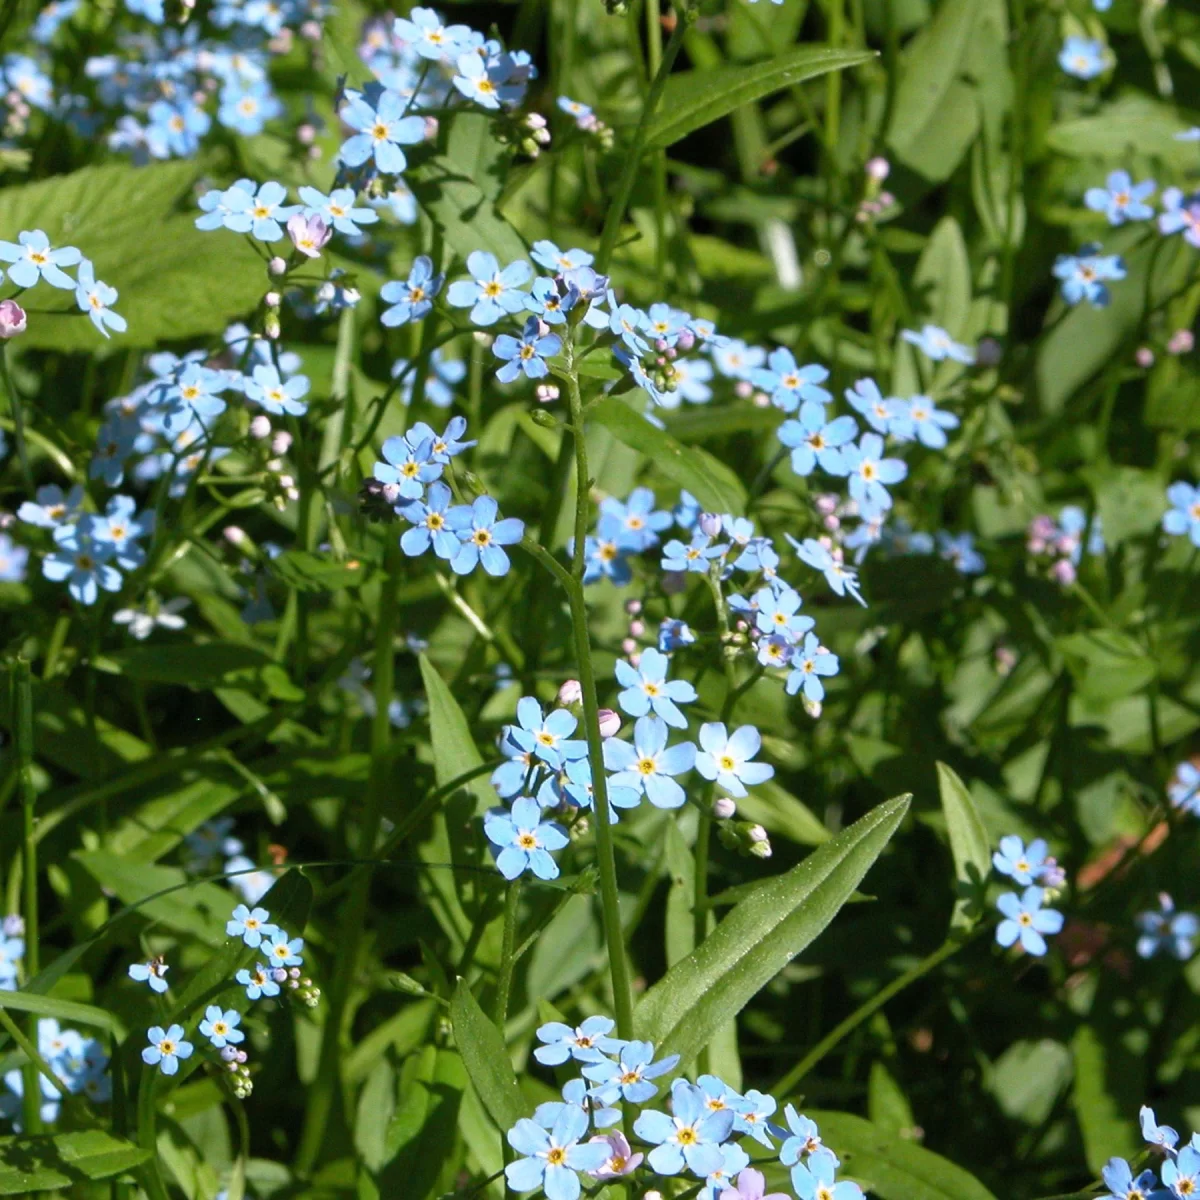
[1051,558,1076,586]
[220,1045,238,1061]
[264,310,281,340]
[629,619,645,637]
[271,431,293,455]
[713,796,737,820]
[529,407,557,427]
[625,599,642,615]
[264,291,281,309]
[423,116,439,140]
[0,299,27,338]
[698,512,723,537]
[535,383,559,404]
[1135,346,1155,368]
[268,256,287,276]
[865,156,890,181]
[223,525,247,547]
[249,415,272,438]
[557,679,583,706]
[597,709,621,738]
[748,838,773,859]
[621,637,637,656]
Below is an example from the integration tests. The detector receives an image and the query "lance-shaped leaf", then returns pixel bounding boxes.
[936,762,990,932]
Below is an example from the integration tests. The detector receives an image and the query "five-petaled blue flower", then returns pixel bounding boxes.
[661,532,727,574]
[843,432,907,512]
[779,1106,825,1164]
[226,903,277,948]
[399,481,461,559]
[375,433,442,500]
[791,1147,863,1200]
[448,495,525,577]
[1085,170,1156,225]
[245,364,310,416]
[633,1078,736,1178]
[785,634,840,702]
[338,85,426,173]
[901,324,974,365]
[484,795,568,881]
[1054,245,1126,307]
[73,260,126,337]
[1163,481,1200,547]
[995,886,1064,956]
[695,723,774,797]
[1135,894,1199,961]
[494,316,562,382]
[0,228,80,289]
[534,1015,623,1065]
[1101,1157,1165,1200]
[265,930,305,968]
[199,1005,244,1049]
[512,694,586,767]
[505,1103,610,1200]
[603,715,696,810]
[298,185,379,236]
[381,255,444,327]
[142,1024,194,1075]
[128,959,169,993]
[900,396,959,449]
[236,962,280,1001]
[789,535,866,606]
[751,348,830,412]
[599,487,672,552]
[992,835,1049,886]
[614,647,697,729]
[581,1040,680,1104]
[1163,1146,1200,1200]
[447,251,532,325]
[779,401,857,476]
[42,519,122,606]
[1059,36,1108,79]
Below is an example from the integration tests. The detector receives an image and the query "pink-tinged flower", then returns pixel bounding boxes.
[865,156,890,181]
[720,1168,791,1200]
[597,709,621,738]
[1135,346,1155,368]
[557,679,582,706]
[588,1133,643,1179]
[286,213,331,258]
[1167,329,1194,355]
[0,299,27,338]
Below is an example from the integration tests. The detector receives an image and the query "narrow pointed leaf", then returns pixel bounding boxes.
[936,762,991,932]
[450,978,524,1133]
[634,796,909,1062]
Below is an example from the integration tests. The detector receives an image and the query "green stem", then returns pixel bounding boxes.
[0,1008,67,1101]
[770,934,974,1098]
[294,541,400,1175]
[493,879,522,1027]
[594,6,693,272]
[0,345,33,491]
[563,354,635,1041]
[14,660,39,1134]
[136,1070,172,1200]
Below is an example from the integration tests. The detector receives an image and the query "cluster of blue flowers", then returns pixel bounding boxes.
[185,816,277,907]
[504,1040,865,1200]
[0,1016,111,1130]
[991,835,1066,958]
[1101,1107,1200,1200]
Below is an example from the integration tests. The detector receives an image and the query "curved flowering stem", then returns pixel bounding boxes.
[594,6,694,273]
[494,878,522,1027]
[561,347,636,1043]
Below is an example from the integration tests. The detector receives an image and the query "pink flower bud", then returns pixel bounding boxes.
[249,415,272,439]
[866,156,890,181]
[268,256,288,276]
[628,619,645,638]
[621,637,637,656]
[381,482,402,505]
[423,116,439,140]
[296,123,316,146]
[264,291,281,308]
[624,598,642,615]
[271,431,293,455]
[747,824,768,843]
[0,299,27,338]
[1167,329,1194,355]
[535,383,559,403]
[597,709,621,738]
[698,512,723,538]
[287,212,331,258]
[223,525,247,547]
[300,19,321,40]
[677,329,696,352]
[1135,346,1155,368]
[1050,558,1076,586]
[712,797,737,820]
[557,679,583,706]
[734,381,753,399]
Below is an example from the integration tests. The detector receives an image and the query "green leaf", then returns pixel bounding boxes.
[0,1130,151,1193]
[0,162,263,351]
[409,154,527,265]
[1082,464,1169,545]
[804,1111,999,1200]
[645,46,875,150]
[0,989,124,1035]
[418,653,491,815]
[589,395,746,515]
[450,979,524,1133]
[1072,1024,1140,1175]
[912,217,971,340]
[661,404,782,443]
[73,851,232,946]
[634,796,909,1062]
[868,1063,917,1138]
[1056,628,1157,702]
[102,642,277,689]
[267,550,369,593]
[936,762,990,931]
[734,779,831,847]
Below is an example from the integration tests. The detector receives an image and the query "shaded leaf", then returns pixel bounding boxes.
[450,979,524,1133]
[0,1130,151,1193]
[936,762,990,931]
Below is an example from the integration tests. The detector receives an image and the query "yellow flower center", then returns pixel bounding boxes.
[473,529,492,547]
[483,281,503,297]
[643,682,660,696]
[410,286,426,303]
[861,462,876,480]
[160,1039,176,1055]
[402,462,419,477]
[1018,912,1033,927]
[518,832,538,849]
[718,755,735,772]
[29,249,46,265]
[428,513,444,530]
[372,121,390,140]
[676,1127,698,1145]
[637,757,657,776]
[545,1147,566,1166]
[213,1021,228,1035]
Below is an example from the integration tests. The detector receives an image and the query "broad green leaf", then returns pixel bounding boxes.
[267,551,368,593]
[662,404,782,443]
[450,978,524,1133]
[73,851,232,946]
[989,1039,1072,1125]
[0,162,263,351]
[0,990,124,1035]
[804,1112,998,1200]
[1081,464,1169,545]
[936,762,990,931]
[380,1046,467,1197]
[634,796,909,1061]
[0,1131,150,1193]
[912,217,971,340]
[409,154,527,265]
[1046,93,1199,168]
[590,395,747,515]
[645,46,875,150]
[1072,1025,1140,1175]
[102,642,278,690]
[868,1062,917,1138]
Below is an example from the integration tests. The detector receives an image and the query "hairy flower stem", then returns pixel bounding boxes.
[0,346,33,492]
[563,353,636,1043]
[295,541,400,1175]
[13,658,40,1134]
